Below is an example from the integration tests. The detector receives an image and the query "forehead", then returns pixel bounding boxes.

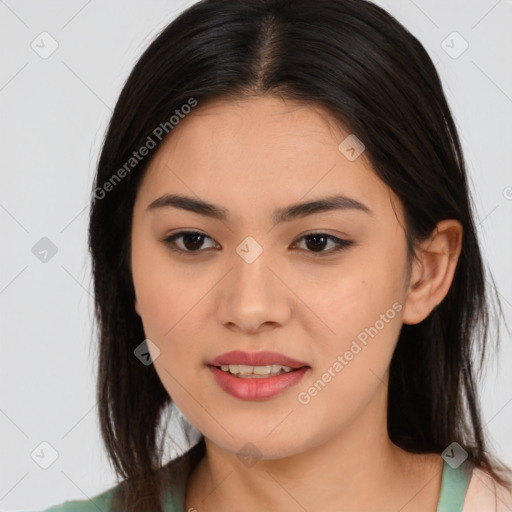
[136,95,398,220]
[163,96,352,160]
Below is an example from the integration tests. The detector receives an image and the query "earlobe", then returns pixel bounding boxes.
[402,219,463,325]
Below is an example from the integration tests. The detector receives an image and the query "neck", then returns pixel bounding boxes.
[184,384,443,512]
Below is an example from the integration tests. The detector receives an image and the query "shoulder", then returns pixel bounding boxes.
[41,485,116,512]
[463,466,512,512]
[42,438,206,512]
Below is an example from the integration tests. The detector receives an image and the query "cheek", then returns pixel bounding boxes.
[131,242,209,379]
[320,264,402,339]
[311,248,406,388]
[132,233,185,330]
[296,280,403,428]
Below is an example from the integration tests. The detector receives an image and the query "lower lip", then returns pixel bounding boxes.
[208,365,309,400]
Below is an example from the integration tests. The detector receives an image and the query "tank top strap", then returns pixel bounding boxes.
[436,459,472,512]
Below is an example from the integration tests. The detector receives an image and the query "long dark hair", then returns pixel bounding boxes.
[88,0,511,510]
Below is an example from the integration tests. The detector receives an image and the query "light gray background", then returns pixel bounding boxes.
[1,1,511,511]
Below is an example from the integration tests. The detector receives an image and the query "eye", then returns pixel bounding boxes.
[162,231,218,254]
[291,232,354,256]
[161,231,353,256]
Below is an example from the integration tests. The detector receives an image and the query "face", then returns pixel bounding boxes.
[130,95,411,459]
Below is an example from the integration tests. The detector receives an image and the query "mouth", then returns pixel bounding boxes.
[208,363,307,379]
[206,350,311,400]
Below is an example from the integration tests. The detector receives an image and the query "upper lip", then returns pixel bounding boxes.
[209,350,309,369]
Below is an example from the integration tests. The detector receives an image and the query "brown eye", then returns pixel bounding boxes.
[292,233,353,256]
[162,231,218,254]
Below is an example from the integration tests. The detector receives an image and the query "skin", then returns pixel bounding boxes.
[130,95,463,512]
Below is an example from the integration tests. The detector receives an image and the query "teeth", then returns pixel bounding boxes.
[219,364,295,378]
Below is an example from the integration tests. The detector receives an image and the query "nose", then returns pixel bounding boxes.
[216,246,292,334]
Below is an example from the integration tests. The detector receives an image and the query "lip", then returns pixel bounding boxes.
[208,350,309,369]
[208,365,310,400]
[207,350,310,401]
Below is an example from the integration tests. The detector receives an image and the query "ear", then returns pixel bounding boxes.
[402,219,463,325]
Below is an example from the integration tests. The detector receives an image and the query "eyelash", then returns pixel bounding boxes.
[161,230,354,257]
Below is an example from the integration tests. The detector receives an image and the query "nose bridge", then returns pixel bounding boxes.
[230,234,274,300]
[218,234,290,331]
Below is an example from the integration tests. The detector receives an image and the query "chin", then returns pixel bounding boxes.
[209,433,308,463]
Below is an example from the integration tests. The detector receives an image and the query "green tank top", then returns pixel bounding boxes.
[42,448,472,512]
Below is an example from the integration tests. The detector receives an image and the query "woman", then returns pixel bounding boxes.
[44,0,512,510]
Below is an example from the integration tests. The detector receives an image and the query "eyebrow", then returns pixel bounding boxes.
[147,193,372,224]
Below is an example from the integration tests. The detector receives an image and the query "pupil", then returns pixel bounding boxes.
[305,235,327,252]
[184,233,204,250]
